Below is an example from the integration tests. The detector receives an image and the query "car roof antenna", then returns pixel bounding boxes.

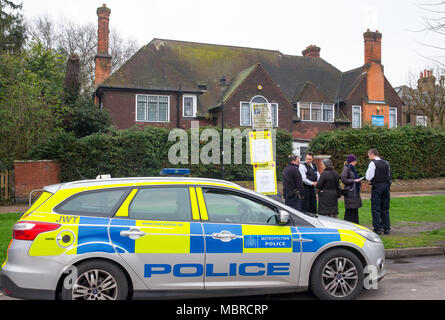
[63,151,88,180]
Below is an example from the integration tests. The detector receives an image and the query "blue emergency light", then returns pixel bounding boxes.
[160,168,191,176]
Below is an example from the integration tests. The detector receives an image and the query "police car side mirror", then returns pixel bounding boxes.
[278,210,290,225]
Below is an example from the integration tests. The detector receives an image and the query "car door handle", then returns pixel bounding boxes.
[212,230,238,242]
[120,228,146,240]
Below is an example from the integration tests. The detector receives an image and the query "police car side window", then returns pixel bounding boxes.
[203,190,279,225]
[55,189,129,217]
[129,187,192,221]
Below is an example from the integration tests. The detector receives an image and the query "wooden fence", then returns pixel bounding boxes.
[0,170,13,201]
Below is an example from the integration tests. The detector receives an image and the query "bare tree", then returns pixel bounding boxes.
[26,15,139,93]
[416,1,445,67]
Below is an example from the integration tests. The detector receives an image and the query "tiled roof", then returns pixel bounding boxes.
[100,38,401,115]
[100,39,343,115]
[336,67,366,102]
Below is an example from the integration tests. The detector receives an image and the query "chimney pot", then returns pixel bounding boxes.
[302,45,321,58]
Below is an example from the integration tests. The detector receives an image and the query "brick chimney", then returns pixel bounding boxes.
[361,29,389,126]
[418,69,436,91]
[363,29,384,102]
[364,29,382,64]
[302,45,321,58]
[94,4,112,88]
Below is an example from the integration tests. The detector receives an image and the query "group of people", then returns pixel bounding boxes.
[282,149,392,235]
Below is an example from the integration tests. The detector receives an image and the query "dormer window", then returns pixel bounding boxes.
[297,102,334,122]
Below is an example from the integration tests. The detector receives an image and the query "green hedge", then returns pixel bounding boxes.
[309,125,445,180]
[30,126,293,182]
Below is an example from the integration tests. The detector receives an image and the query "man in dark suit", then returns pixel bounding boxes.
[282,155,305,211]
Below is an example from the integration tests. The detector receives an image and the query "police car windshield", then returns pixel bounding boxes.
[301,211,318,218]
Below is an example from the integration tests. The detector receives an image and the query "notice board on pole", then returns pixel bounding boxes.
[248,130,273,165]
[253,162,278,195]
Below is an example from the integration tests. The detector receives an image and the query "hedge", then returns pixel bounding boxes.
[29,126,293,182]
[309,125,445,180]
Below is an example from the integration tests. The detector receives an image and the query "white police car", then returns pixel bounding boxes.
[0,177,385,300]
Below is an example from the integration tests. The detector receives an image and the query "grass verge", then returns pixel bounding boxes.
[0,213,20,267]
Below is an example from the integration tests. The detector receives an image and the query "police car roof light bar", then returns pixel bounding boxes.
[160,168,191,176]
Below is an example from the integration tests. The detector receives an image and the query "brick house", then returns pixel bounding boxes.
[94,5,403,160]
[395,70,441,127]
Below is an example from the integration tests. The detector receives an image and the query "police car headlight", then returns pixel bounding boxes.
[355,229,382,243]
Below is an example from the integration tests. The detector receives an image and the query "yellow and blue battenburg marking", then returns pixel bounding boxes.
[109,219,204,254]
[28,215,365,257]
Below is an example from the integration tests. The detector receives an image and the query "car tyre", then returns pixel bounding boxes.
[310,248,364,300]
[60,260,128,300]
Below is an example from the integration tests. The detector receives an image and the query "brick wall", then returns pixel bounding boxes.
[101,89,212,130]
[14,160,60,203]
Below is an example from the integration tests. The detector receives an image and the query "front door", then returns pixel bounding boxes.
[196,187,300,291]
[109,186,205,293]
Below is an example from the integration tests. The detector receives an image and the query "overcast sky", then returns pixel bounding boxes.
[20,0,444,87]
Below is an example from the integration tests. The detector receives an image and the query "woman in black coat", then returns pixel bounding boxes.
[340,154,363,224]
[316,159,340,218]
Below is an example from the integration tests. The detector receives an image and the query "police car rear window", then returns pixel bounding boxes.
[55,189,129,217]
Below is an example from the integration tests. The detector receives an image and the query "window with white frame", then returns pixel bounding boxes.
[239,100,278,127]
[416,115,427,127]
[323,104,334,122]
[136,94,170,122]
[298,102,334,122]
[389,107,397,128]
[240,102,251,126]
[183,94,197,118]
[352,105,362,128]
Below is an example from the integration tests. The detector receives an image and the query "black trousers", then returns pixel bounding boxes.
[371,183,391,231]
[344,208,359,224]
[285,195,302,211]
[302,185,317,214]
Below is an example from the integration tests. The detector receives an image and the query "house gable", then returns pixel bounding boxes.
[211,63,296,131]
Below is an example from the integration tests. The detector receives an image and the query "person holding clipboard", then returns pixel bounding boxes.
[340,154,363,224]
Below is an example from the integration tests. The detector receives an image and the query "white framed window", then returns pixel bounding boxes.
[352,105,362,128]
[298,102,334,122]
[292,141,309,161]
[389,107,397,128]
[251,95,268,104]
[239,99,278,127]
[271,103,278,127]
[136,94,170,122]
[323,104,334,122]
[183,94,197,118]
[240,102,251,126]
[416,115,427,127]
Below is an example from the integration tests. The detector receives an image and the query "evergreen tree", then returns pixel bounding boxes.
[0,0,26,54]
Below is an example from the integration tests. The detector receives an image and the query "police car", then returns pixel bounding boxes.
[0,177,385,300]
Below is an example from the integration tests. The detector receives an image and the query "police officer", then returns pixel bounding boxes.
[299,152,320,214]
[366,149,392,235]
[282,155,305,211]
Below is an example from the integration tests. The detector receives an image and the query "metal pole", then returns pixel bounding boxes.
[221,99,225,180]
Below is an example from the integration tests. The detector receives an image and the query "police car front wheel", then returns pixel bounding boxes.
[60,260,129,300]
[310,248,364,300]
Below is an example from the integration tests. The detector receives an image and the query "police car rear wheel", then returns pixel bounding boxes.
[61,260,128,300]
[310,248,364,300]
